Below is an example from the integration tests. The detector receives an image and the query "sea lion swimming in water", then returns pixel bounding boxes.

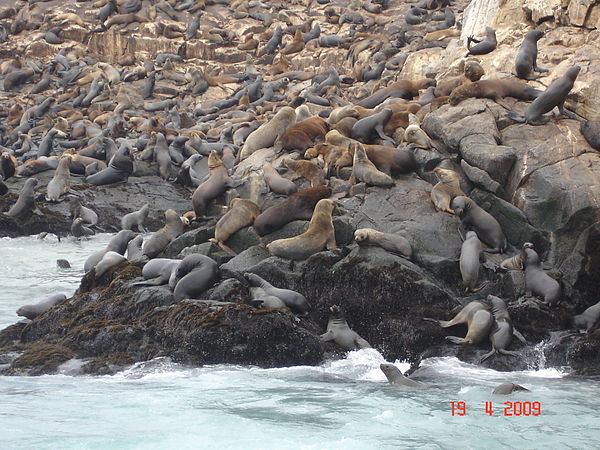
[492,382,529,395]
[379,363,429,390]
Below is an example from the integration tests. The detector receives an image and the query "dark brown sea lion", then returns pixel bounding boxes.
[284,159,325,187]
[449,79,541,107]
[451,196,506,253]
[210,198,260,254]
[281,116,329,151]
[515,30,548,80]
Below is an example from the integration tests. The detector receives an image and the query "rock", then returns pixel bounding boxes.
[459,134,516,186]
[178,242,233,265]
[220,245,271,275]
[523,0,563,23]
[163,225,216,258]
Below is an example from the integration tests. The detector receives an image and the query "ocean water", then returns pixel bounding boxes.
[0,235,598,449]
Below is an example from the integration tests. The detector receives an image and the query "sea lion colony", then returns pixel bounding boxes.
[0,0,598,379]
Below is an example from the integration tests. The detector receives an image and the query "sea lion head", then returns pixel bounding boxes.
[566,65,581,80]
[465,230,478,240]
[354,229,369,243]
[523,247,540,266]
[433,167,458,184]
[450,196,469,217]
[464,60,484,81]
[207,150,223,169]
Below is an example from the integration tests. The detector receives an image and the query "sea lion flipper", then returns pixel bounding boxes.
[445,336,465,344]
[355,337,372,349]
[478,348,496,364]
[513,329,527,344]
[320,330,334,341]
[498,349,521,357]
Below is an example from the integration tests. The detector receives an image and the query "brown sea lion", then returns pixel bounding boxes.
[281,116,329,151]
[349,143,394,187]
[45,156,71,202]
[327,105,359,124]
[253,186,332,236]
[331,116,357,137]
[142,209,186,258]
[210,198,261,254]
[449,79,541,107]
[281,29,305,55]
[284,159,326,187]
[239,107,296,161]
[357,79,436,109]
[430,168,465,214]
[267,198,336,260]
[192,151,231,217]
[434,61,485,97]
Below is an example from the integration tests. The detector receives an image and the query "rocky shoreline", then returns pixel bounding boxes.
[1,0,600,376]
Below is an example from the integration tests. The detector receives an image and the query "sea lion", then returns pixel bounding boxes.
[492,383,529,395]
[480,295,526,363]
[357,79,436,109]
[451,196,506,253]
[404,114,432,148]
[45,155,71,202]
[354,228,412,259]
[284,159,325,187]
[466,27,497,56]
[509,66,581,125]
[132,258,181,287]
[154,132,173,180]
[71,217,95,238]
[379,363,429,390]
[126,235,145,263]
[500,245,528,271]
[121,203,150,232]
[210,198,260,254]
[94,251,127,279]
[143,209,186,259]
[581,120,600,151]
[191,151,231,217]
[349,143,394,187]
[449,79,541,107]
[84,230,136,272]
[172,254,219,301]
[430,168,465,214]
[460,231,485,292]
[351,108,394,144]
[424,301,493,345]
[327,105,359,125]
[267,198,336,260]
[434,61,485,97]
[320,305,371,350]
[6,178,38,218]
[253,186,332,236]
[70,198,98,226]
[244,273,311,314]
[56,259,71,269]
[573,300,600,331]
[280,116,329,151]
[515,30,548,80]
[86,152,134,186]
[262,163,297,195]
[16,293,67,320]
[281,29,305,55]
[523,246,561,306]
[238,107,296,161]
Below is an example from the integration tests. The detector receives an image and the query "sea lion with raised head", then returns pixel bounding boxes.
[351,108,394,144]
[172,254,219,301]
[380,363,429,389]
[6,178,38,218]
[430,168,465,214]
[320,305,371,350]
[460,231,485,292]
[424,301,493,345]
[143,209,186,258]
[451,196,506,253]
[84,230,136,272]
[253,186,332,236]
[354,228,412,259]
[45,155,71,202]
[479,295,526,363]
[523,245,561,306]
[262,163,298,195]
[238,107,296,161]
[126,235,145,263]
[434,60,485,97]
[244,272,311,314]
[86,152,134,186]
[210,198,260,254]
[267,198,336,260]
[71,217,95,238]
[466,27,496,56]
[515,30,548,80]
[192,151,232,217]
[349,143,394,187]
[121,203,150,232]
[17,293,67,320]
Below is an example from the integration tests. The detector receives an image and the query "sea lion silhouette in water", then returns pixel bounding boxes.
[492,382,529,395]
[479,295,526,363]
[424,301,493,345]
[379,363,429,390]
[320,305,371,350]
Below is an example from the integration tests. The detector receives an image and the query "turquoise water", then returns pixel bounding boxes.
[0,235,598,448]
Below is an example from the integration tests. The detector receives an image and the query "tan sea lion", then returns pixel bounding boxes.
[349,143,394,187]
[191,151,231,217]
[209,198,260,254]
[267,198,336,260]
[45,155,71,202]
[449,79,541,107]
[430,168,465,214]
[327,105,359,125]
[142,209,186,258]
[284,159,325,187]
[280,29,305,55]
[239,107,296,161]
[424,301,493,345]
[355,228,412,259]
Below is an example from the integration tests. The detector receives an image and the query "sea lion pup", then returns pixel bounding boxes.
[515,30,548,80]
[94,251,127,279]
[479,295,527,363]
[17,293,67,320]
[281,117,329,151]
[379,364,429,390]
[357,79,437,109]
[349,143,394,187]
[126,235,145,263]
[581,120,600,151]
[508,65,581,125]
[210,198,260,254]
[351,108,394,144]
[451,196,506,253]
[172,254,219,302]
[121,204,150,232]
[492,383,529,395]
[45,155,71,202]
[465,27,497,56]
[449,79,542,107]
[523,245,561,306]
[71,217,95,238]
[132,258,181,287]
[573,300,600,331]
[434,61,485,97]
[262,162,297,195]
[327,105,359,125]
[355,228,412,259]
[499,243,530,270]
[404,114,432,148]
[320,305,371,350]
[6,178,38,218]
[243,273,311,314]
[424,301,493,345]
[84,230,136,272]
[430,168,465,214]
[283,159,326,187]
[253,186,332,236]
[460,231,486,293]
[267,198,336,260]
[191,151,231,218]
[238,107,296,161]
[142,209,186,259]
[69,198,98,226]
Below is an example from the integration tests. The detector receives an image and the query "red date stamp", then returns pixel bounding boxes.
[450,401,542,416]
